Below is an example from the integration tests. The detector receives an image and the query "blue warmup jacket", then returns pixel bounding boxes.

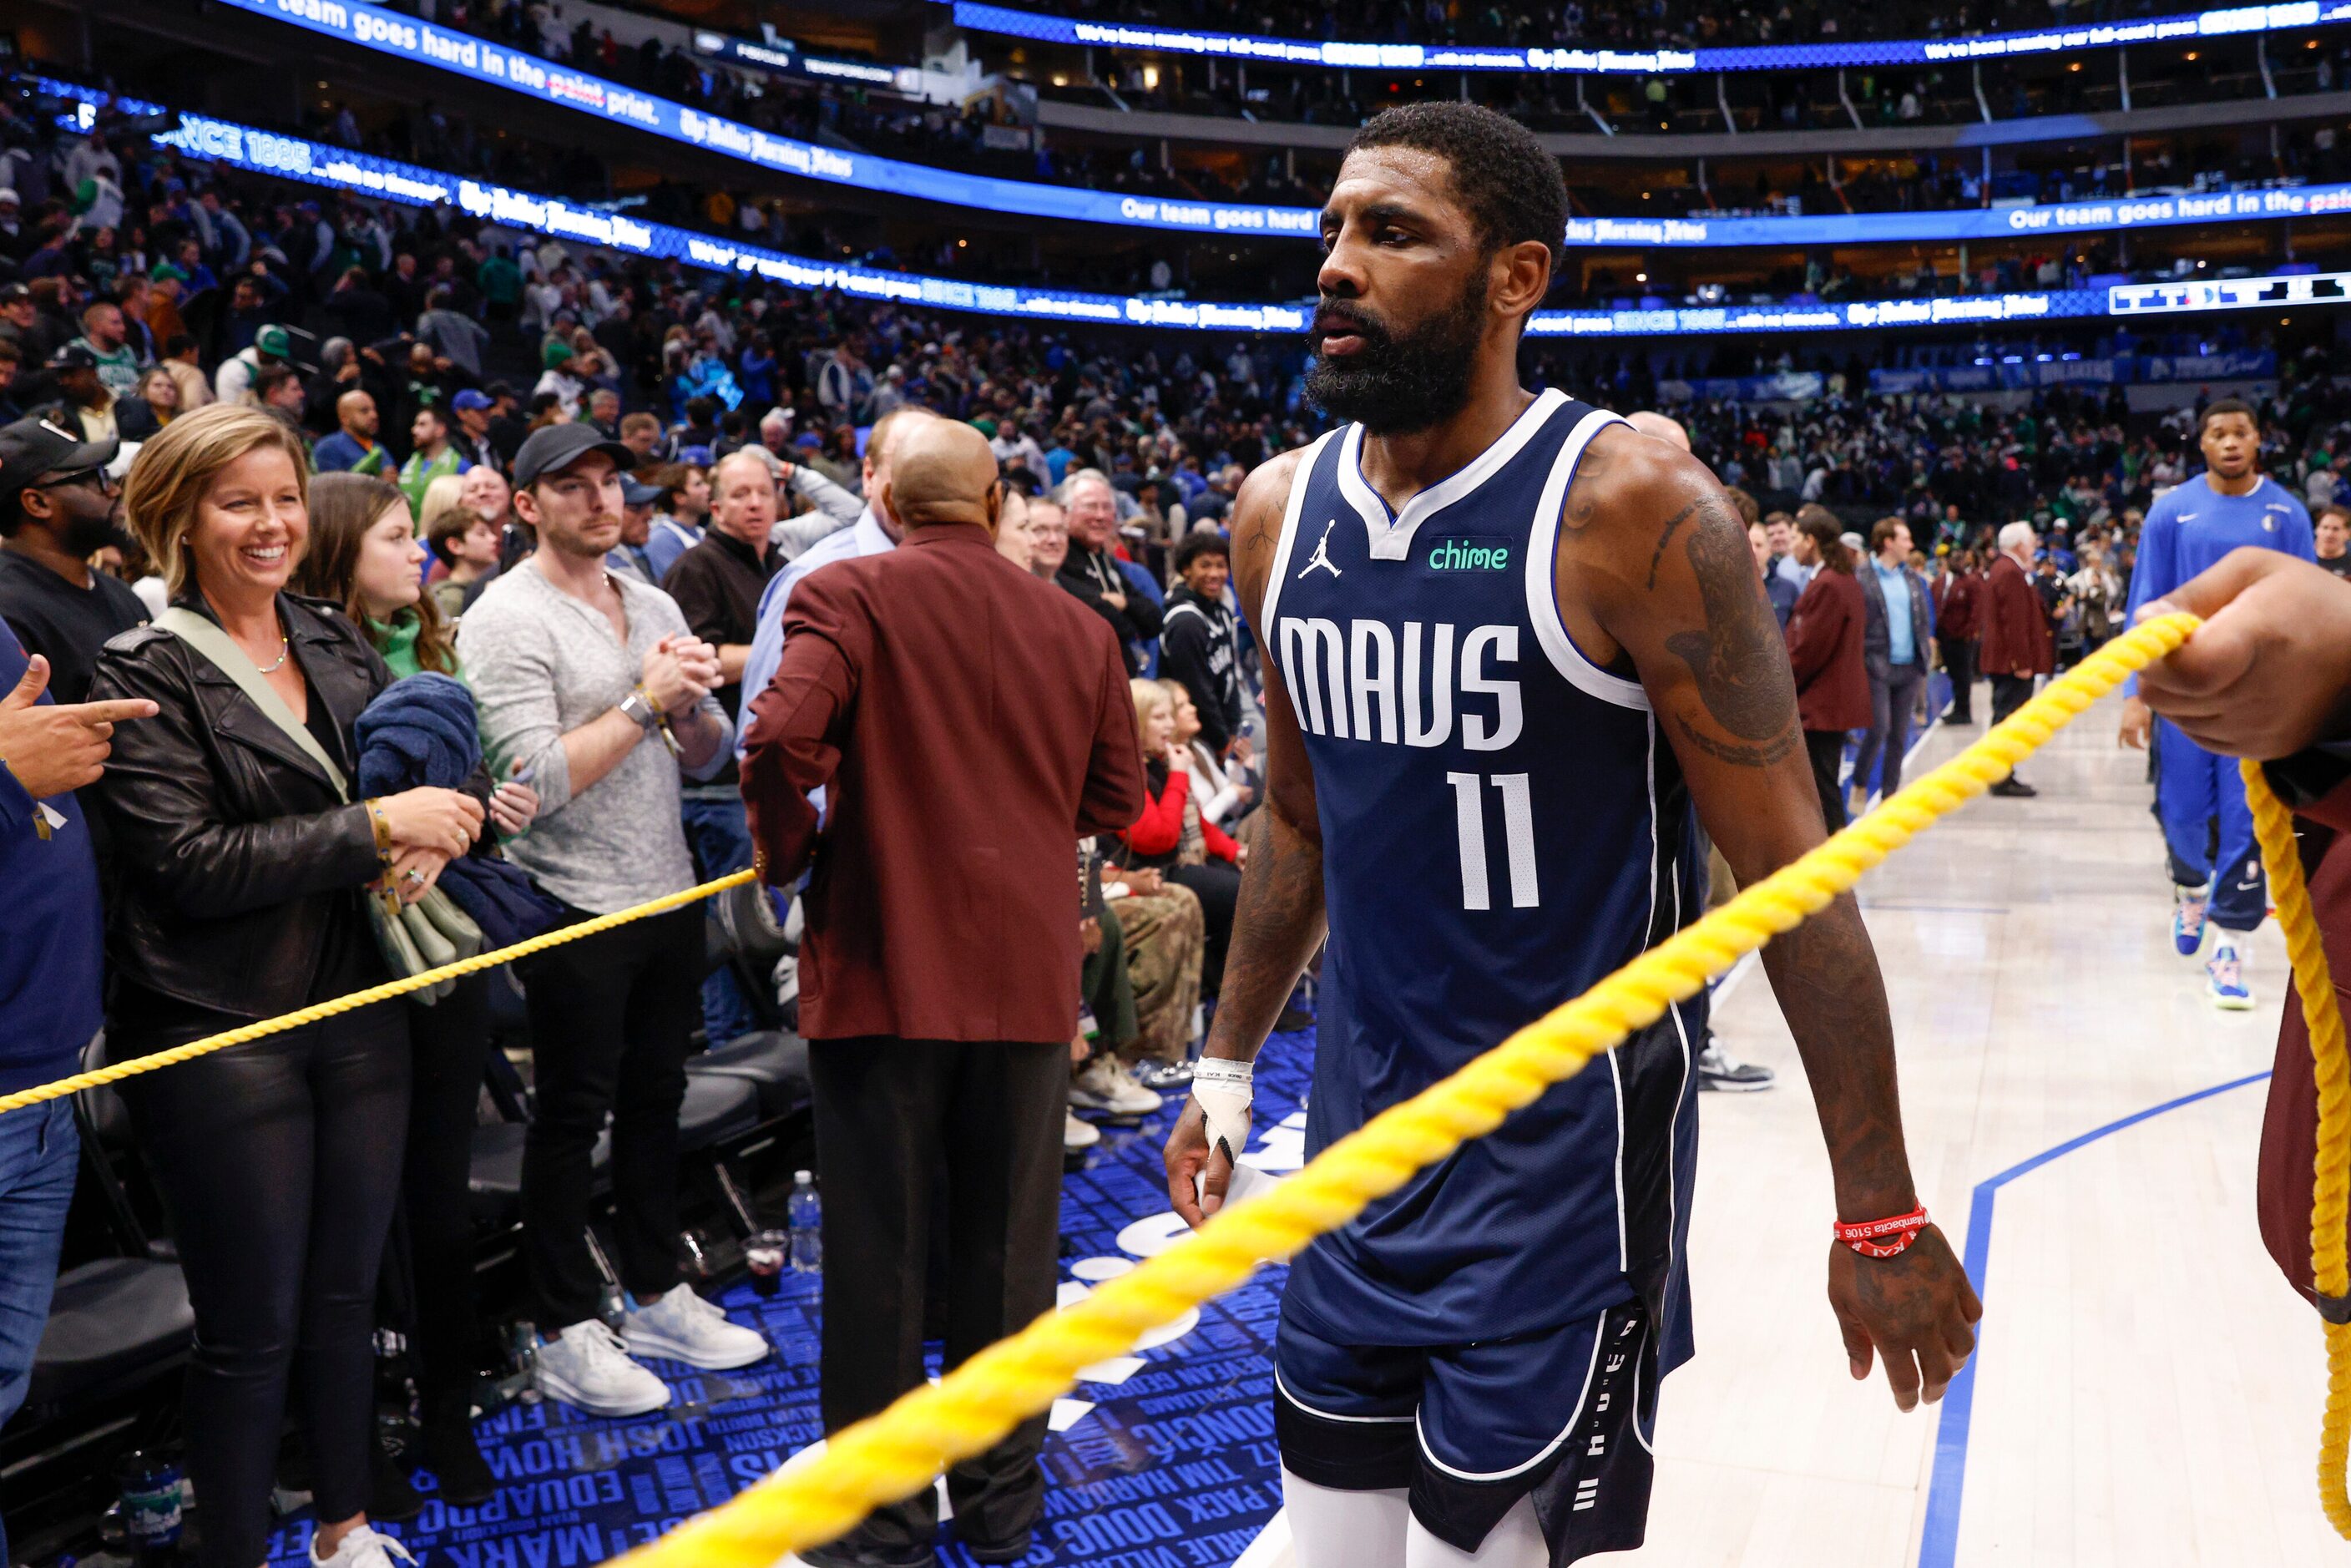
[0,617,104,1090]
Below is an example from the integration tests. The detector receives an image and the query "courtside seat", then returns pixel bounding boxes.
[26,1258,193,1411]
[684,1030,811,1120]
[676,1071,761,1151]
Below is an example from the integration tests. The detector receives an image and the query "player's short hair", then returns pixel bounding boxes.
[1343,102,1565,281]
[2197,396,2257,436]
[1868,516,1908,553]
[1173,530,1230,574]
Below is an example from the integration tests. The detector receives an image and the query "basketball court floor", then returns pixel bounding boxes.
[281,688,2336,1568]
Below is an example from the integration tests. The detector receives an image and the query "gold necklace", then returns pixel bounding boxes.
[251,634,290,674]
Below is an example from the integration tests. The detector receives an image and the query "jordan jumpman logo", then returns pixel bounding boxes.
[1298,518,1342,580]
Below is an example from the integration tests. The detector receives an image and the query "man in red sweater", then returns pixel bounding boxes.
[1934,547,1983,725]
[1978,522,2055,797]
[741,421,1144,1568]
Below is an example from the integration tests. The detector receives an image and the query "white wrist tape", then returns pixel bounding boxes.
[1191,1057,1254,1170]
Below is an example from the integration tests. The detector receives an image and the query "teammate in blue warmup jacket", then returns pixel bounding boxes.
[2121,398,2315,1010]
[1162,104,1979,1568]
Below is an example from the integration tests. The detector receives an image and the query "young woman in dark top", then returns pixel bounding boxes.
[296,471,539,1504]
[88,406,484,1568]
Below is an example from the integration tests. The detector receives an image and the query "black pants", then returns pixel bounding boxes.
[1938,637,1975,720]
[516,904,702,1328]
[1805,729,1848,832]
[119,1006,409,1568]
[1990,671,2035,727]
[397,973,493,1414]
[1167,858,1241,995]
[809,1039,1066,1564]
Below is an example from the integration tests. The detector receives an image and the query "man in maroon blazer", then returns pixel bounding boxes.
[1979,521,2055,798]
[741,419,1145,1567]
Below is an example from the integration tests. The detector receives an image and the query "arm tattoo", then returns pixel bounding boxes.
[1759,899,1914,1212]
[1674,713,1799,768]
[1661,504,1802,746]
[1645,497,1701,590]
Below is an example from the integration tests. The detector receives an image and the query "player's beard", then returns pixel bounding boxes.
[1304,269,1489,436]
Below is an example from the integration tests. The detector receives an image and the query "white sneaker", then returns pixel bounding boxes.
[624,1287,771,1370]
[311,1524,416,1568]
[535,1319,672,1416]
[1064,1110,1101,1152]
[1069,1057,1160,1116]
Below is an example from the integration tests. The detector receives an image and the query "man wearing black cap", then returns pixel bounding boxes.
[455,423,766,1418]
[0,417,145,707]
[34,346,159,447]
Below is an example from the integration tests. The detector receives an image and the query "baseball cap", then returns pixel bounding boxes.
[0,284,26,305]
[254,324,293,359]
[512,422,634,488]
[620,476,667,508]
[793,432,822,449]
[149,262,190,284]
[46,344,98,372]
[451,389,494,412]
[0,415,120,511]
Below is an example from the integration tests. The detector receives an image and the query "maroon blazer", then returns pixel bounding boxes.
[1934,570,1981,640]
[1978,554,2055,677]
[1786,567,1870,732]
[741,524,1146,1044]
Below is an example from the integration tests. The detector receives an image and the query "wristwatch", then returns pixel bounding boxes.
[617,686,663,734]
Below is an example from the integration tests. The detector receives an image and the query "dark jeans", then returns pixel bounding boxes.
[1853,661,1925,801]
[1805,729,1848,832]
[516,903,702,1328]
[681,795,761,1045]
[0,1098,78,1565]
[809,1039,1066,1565]
[1167,858,1241,995]
[1938,637,1975,720]
[397,973,493,1412]
[118,1007,409,1568]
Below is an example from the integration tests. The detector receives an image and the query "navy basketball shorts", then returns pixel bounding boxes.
[1273,1298,1659,1562]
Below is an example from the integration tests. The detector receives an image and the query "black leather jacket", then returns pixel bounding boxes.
[87,593,390,1020]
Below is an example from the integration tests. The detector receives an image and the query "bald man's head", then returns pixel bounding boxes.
[1626,410,1691,452]
[882,419,1003,534]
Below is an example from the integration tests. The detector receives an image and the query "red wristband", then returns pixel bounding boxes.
[1833,1205,1929,1259]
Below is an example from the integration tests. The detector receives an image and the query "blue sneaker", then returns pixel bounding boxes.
[2172,888,2210,957]
[2207,946,2253,1010]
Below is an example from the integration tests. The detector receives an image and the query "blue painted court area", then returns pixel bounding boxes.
[263,1029,1317,1568]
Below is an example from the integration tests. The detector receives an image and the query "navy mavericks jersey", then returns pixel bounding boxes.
[1266,389,1702,1357]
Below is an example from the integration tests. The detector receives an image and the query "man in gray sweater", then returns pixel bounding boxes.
[457,423,770,1418]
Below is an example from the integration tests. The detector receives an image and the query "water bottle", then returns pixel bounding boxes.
[788,1170,822,1274]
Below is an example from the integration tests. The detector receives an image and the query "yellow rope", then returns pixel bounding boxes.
[606,615,2224,1568]
[30,615,2347,1550]
[2244,758,2351,1538]
[0,869,759,1115]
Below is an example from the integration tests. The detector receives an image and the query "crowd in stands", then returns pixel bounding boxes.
[13,61,2351,1562]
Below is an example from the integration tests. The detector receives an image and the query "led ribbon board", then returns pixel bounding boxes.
[133,99,2343,336]
[222,0,2351,247]
[953,0,2351,73]
[213,0,1315,239]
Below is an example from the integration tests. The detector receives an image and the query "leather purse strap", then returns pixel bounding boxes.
[154,606,351,803]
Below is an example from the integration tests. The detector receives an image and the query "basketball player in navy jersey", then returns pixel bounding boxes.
[1164,103,1979,1568]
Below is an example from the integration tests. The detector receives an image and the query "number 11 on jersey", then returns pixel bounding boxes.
[1447,771,1540,911]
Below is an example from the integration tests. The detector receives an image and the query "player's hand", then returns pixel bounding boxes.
[0,657,159,798]
[2137,548,2351,759]
[2118,694,2151,750]
[1827,1225,1981,1413]
[1165,1097,1234,1229]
